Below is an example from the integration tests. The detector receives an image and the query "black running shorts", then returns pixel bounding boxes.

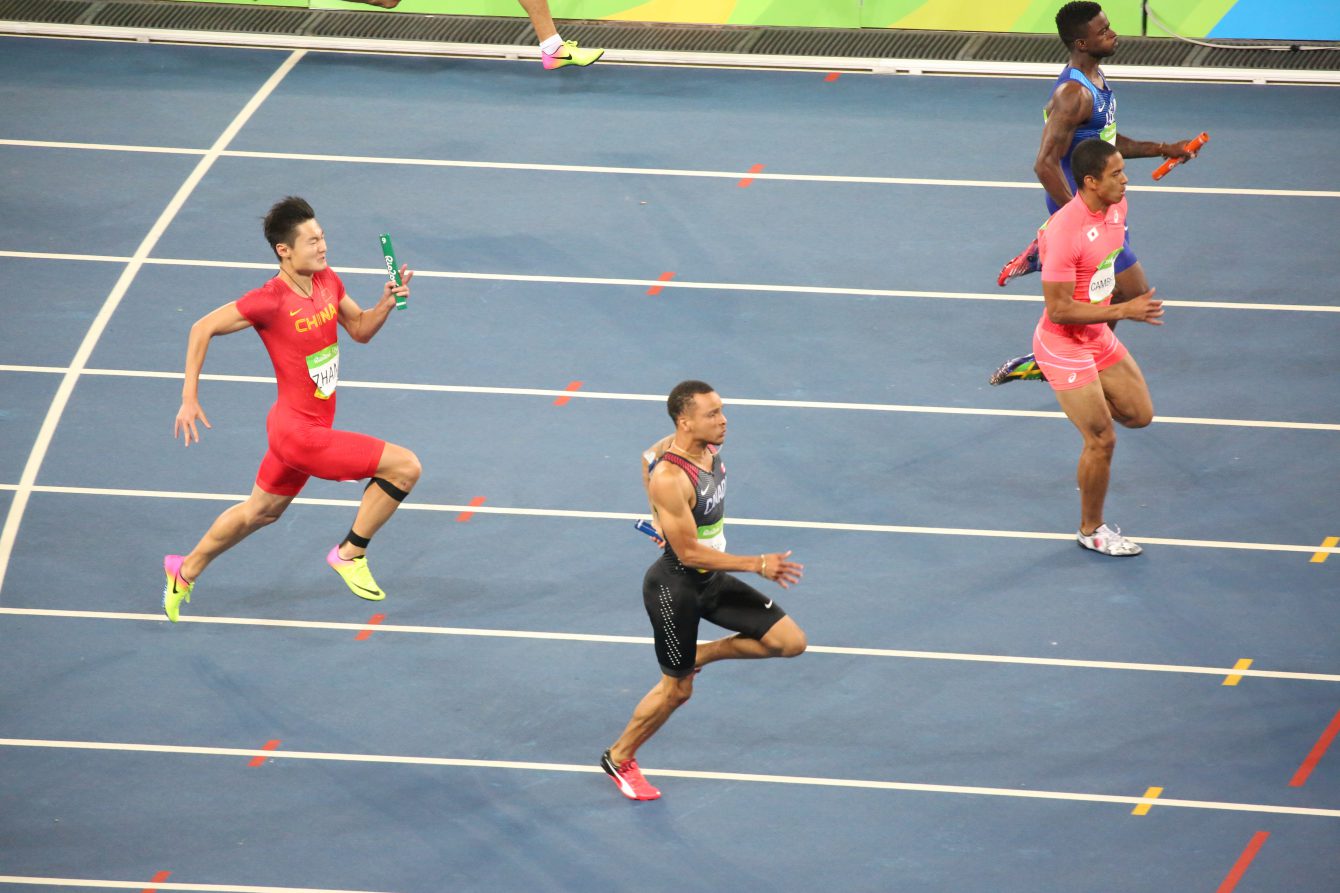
[642,557,787,678]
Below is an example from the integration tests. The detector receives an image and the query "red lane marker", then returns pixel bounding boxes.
[738,163,765,188]
[1289,706,1340,786]
[355,613,386,641]
[553,380,584,406]
[1215,831,1270,893]
[825,72,841,82]
[141,870,172,893]
[647,271,676,296]
[247,739,281,768]
[456,496,487,523]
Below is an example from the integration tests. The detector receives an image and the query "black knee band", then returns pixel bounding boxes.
[344,529,371,549]
[367,476,409,503]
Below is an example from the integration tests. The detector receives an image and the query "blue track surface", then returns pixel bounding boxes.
[1,35,1338,893]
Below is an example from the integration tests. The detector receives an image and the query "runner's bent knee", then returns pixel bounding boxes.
[662,674,694,706]
[244,495,289,528]
[762,617,807,658]
[1117,406,1153,429]
[376,444,421,491]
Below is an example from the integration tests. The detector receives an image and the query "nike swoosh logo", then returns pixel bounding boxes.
[763,599,773,609]
[350,582,381,597]
[289,308,303,316]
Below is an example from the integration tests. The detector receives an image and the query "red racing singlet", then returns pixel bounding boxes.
[235,267,345,426]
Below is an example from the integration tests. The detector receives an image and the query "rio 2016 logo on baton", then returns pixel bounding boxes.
[379,233,406,310]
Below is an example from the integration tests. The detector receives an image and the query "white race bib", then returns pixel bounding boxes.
[694,520,726,574]
[306,343,339,399]
[1087,249,1121,303]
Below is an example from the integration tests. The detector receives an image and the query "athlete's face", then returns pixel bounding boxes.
[1090,152,1127,205]
[277,219,329,274]
[1077,13,1118,59]
[679,391,727,447]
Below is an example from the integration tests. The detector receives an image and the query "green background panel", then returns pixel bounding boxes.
[158,0,1286,38]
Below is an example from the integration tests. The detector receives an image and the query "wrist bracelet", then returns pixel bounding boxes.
[760,554,767,576]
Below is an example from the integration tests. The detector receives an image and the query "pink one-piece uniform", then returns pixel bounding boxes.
[1032,194,1131,391]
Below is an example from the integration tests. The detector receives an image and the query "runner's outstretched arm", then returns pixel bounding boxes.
[175,302,252,446]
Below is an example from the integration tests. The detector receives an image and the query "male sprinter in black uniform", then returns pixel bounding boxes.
[601,380,807,801]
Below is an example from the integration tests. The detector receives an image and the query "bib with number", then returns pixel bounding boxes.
[306,343,339,400]
[1087,248,1121,303]
[694,519,726,574]
[697,518,727,553]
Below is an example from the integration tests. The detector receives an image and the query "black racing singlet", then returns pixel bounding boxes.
[657,446,727,573]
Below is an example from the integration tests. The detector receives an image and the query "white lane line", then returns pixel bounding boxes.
[0,137,208,155]
[2,364,1336,432]
[405,269,1340,314]
[4,139,1338,198]
[0,249,142,264]
[0,51,307,598]
[4,607,1338,683]
[0,876,393,893]
[5,483,1340,557]
[3,250,1338,314]
[2,736,1338,818]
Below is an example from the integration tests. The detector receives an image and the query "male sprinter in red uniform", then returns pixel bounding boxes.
[1035,140,1163,556]
[989,1,1198,385]
[162,196,422,620]
[601,380,807,800]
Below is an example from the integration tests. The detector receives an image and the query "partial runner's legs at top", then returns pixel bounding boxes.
[343,0,604,68]
[518,0,606,71]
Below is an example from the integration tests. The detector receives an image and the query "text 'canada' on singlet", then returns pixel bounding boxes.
[657,445,727,574]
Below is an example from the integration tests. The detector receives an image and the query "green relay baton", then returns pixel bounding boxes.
[379,233,406,310]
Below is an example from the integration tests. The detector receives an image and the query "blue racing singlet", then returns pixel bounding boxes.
[1045,65,1116,213]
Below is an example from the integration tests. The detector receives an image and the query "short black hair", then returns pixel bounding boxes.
[1056,1,1103,49]
[263,196,315,259]
[667,380,715,422]
[1071,138,1119,189]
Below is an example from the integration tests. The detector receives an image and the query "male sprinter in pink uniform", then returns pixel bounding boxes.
[1035,139,1163,556]
[989,1,1198,385]
[162,196,422,620]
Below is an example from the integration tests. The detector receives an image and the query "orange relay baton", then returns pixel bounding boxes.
[1152,132,1209,181]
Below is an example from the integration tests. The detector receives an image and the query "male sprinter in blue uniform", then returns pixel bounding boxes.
[989,1,1199,385]
[601,380,807,801]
